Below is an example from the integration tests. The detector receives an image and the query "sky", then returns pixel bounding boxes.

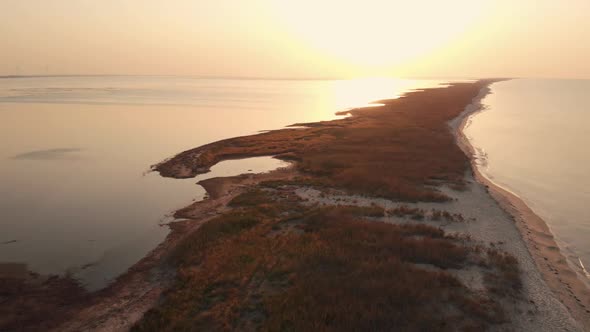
[1,0,589,79]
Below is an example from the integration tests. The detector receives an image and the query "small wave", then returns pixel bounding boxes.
[579,258,590,279]
[474,147,489,168]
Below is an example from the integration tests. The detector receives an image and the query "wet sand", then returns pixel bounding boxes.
[454,85,590,329]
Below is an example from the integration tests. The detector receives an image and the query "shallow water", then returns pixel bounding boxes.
[465,79,590,285]
[0,76,449,289]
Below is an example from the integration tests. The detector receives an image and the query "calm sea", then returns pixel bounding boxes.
[0,76,448,289]
[465,79,590,284]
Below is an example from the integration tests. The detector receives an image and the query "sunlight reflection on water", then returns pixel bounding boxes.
[0,76,451,289]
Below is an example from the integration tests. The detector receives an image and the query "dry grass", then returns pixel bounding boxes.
[484,248,522,297]
[388,205,427,220]
[430,209,466,222]
[0,275,87,331]
[324,204,386,218]
[387,206,465,222]
[134,198,510,331]
[156,82,492,202]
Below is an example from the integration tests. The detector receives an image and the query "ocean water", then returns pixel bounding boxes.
[0,76,449,289]
[465,79,590,284]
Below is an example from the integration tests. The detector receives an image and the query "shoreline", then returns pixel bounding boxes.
[47,166,299,331]
[453,83,590,328]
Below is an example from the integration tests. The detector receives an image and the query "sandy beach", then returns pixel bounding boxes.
[453,84,590,329]
[3,80,588,331]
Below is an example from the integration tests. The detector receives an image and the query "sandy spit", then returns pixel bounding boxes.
[51,81,590,331]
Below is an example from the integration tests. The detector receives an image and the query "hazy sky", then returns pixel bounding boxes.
[1,0,589,78]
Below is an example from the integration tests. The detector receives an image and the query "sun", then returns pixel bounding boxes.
[270,0,490,71]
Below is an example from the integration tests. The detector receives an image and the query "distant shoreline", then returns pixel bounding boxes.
[453,83,590,328]
[0,74,494,81]
[0,74,351,81]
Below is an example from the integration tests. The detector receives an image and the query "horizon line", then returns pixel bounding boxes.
[1,74,585,81]
[0,74,496,81]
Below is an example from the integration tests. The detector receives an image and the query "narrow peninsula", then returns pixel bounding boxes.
[4,80,588,331]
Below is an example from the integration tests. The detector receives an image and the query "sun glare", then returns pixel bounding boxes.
[328,78,444,110]
[270,0,490,71]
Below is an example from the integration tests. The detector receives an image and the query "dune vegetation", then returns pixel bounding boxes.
[133,189,519,331]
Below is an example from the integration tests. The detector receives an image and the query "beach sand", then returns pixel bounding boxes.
[453,85,590,329]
